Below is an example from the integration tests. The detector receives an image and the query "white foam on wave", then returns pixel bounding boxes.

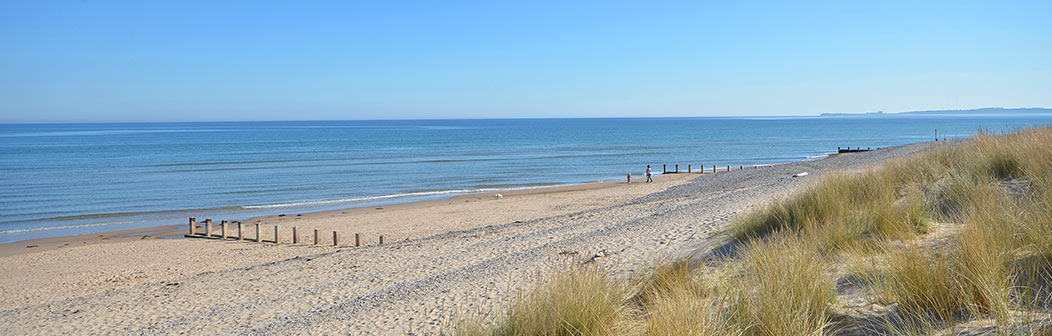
[805,152,838,160]
[240,184,565,210]
[0,184,577,236]
[0,219,146,235]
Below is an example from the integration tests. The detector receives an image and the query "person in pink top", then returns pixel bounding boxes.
[646,165,653,182]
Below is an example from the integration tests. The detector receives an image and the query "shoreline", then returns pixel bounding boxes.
[0,136,851,246]
[0,173,699,257]
[0,152,836,251]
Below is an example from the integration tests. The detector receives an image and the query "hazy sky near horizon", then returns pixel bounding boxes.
[1,1,1050,122]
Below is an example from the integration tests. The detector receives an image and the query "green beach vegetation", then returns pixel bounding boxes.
[458,126,1052,335]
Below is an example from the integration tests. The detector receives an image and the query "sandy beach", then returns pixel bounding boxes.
[0,141,953,335]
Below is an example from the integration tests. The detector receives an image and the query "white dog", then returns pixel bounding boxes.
[495,194,503,199]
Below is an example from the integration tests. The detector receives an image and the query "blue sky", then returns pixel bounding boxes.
[1,1,1050,122]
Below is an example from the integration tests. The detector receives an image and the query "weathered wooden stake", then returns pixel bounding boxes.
[255,223,261,242]
[314,228,320,245]
[740,165,743,170]
[205,219,213,237]
[293,226,299,244]
[221,220,228,239]
[675,164,679,173]
[663,164,667,174]
[726,165,730,172]
[333,230,339,246]
[355,233,361,247]
[274,225,280,244]
[379,234,384,245]
[713,164,717,173]
[688,164,692,173]
[237,221,244,241]
[189,217,196,235]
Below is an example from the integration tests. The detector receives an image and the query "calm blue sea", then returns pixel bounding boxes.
[1,115,1050,243]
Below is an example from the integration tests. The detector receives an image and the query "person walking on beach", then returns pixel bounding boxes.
[646,165,653,182]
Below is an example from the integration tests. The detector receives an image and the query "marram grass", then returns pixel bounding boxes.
[730,235,834,336]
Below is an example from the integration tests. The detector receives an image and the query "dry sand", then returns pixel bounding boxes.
[0,141,952,335]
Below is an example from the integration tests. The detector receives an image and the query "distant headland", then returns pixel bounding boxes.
[821,107,1052,117]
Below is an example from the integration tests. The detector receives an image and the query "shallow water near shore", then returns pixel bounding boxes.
[1,115,1050,243]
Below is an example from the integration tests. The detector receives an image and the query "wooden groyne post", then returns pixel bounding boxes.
[355,233,361,247]
[205,219,213,237]
[838,147,874,153]
[379,234,385,245]
[675,164,679,173]
[712,164,717,173]
[183,219,353,248]
[688,164,692,173]
[663,164,667,174]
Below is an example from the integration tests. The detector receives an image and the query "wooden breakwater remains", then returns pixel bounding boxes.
[657,163,753,174]
[629,162,766,182]
[635,162,761,178]
[838,146,881,153]
[628,146,882,182]
[184,217,383,247]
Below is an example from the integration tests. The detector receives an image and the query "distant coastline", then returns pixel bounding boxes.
[820,107,1052,117]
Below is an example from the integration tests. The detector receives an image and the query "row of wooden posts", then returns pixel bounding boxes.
[629,164,752,182]
[632,145,880,181]
[664,163,748,174]
[184,217,383,247]
[837,146,874,153]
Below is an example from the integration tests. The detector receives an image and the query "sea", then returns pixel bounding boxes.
[2,114,1051,243]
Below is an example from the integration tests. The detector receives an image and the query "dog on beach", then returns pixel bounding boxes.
[495,194,503,199]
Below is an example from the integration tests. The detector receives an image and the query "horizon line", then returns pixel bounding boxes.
[1,106,1049,125]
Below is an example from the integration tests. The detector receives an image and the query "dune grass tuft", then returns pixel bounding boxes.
[730,170,930,252]
[491,266,626,336]
[632,260,741,335]
[642,286,739,336]
[630,259,703,306]
[731,236,834,336]
[882,245,967,320]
